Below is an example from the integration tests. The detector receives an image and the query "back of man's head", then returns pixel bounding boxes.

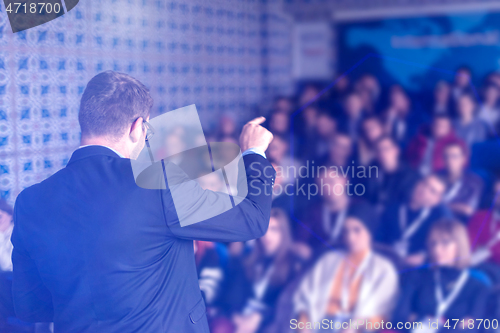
[79,71,153,140]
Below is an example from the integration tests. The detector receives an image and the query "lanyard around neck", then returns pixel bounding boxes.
[434,269,469,319]
[443,180,462,203]
[340,252,372,314]
[323,205,347,242]
[399,205,430,241]
[253,264,275,301]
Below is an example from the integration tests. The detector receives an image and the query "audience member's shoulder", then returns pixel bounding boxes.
[316,250,344,266]
[463,170,483,185]
[469,209,490,224]
[372,251,398,272]
[399,266,431,285]
[349,198,375,214]
[468,268,493,290]
[432,204,452,218]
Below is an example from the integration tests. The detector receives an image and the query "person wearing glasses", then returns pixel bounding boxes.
[11,71,275,333]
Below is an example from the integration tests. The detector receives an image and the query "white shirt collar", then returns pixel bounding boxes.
[78,145,125,158]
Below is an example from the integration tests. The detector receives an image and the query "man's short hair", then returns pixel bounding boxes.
[458,90,476,103]
[432,113,451,123]
[443,139,469,157]
[79,71,154,139]
[426,172,447,187]
[375,134,397,147]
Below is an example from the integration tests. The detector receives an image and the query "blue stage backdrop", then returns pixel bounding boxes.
[0,0,293,204]
[337,11,500,90]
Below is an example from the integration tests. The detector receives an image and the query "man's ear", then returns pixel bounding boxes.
[129,118,143,143]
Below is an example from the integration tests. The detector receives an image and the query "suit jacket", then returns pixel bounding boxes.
[12,146,275,333]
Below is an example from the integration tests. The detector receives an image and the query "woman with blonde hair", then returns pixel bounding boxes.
[393,219,490,332]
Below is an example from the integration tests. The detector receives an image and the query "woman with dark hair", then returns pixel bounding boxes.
[356,115,385,166]
[293,206,398,332]
[221,208,306,333]
[393,219,490,333]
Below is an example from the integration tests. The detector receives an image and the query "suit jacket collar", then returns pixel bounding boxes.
[68,145,122,165]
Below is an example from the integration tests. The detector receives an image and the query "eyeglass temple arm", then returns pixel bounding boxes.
[145,139,155,164]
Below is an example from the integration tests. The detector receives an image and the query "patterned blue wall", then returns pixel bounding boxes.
[0,0,294,204]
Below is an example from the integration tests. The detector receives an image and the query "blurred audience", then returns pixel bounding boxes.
[197,67,500,331]
[478,83,500,134]
[379,174,450,267]
[366,135,420,212]
[393,219,489,332]
[452,66,473,101]
[453,92,488,147]
[356,115,385,166]
[406,115,463,174]
[339,92,364,141]
[296,173,353,252]
[439,141,483,221]
[321,133,353,170]
[219,208,305,333]
[430,80,452,116]
[468,177,500,266]
[294,208,398,331]
[383,85,425,147]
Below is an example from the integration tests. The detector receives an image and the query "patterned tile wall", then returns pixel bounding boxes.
[0,0,294,204]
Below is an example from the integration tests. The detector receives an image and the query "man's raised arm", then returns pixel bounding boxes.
[162,117,276,242]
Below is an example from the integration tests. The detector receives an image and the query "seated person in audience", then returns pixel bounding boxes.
[393,219,489,332]
[293,207,398,332]
[355,74,382,114]
[438,141,483,222]
[319,132,353,170]
[299,84,321,107]
[270,162,291,214]
[451,66,473,101]
[272,96,295,114]
[356,115,384,166]
[406,115,464,175]
[195,241,226,312]
[364,135,420,213]
[430,80,452,116]
[268,110,290,137]
[294,104,319,159]
[478,83,500,134]
[331,75,350,101]
[383,85,426,148]
[219,208,305,333]
[0,200,14,329]
[453,92,488,147]
[214,114,239,142]
[313,111,338,159]
[338,91,365,142]
[296,171,374,255]
[468,177,500,266]
[266,135,300,184]
[379,174,450,267]
[485,71,500,90]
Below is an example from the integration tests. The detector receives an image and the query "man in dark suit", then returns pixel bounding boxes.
[11,71,275,333]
